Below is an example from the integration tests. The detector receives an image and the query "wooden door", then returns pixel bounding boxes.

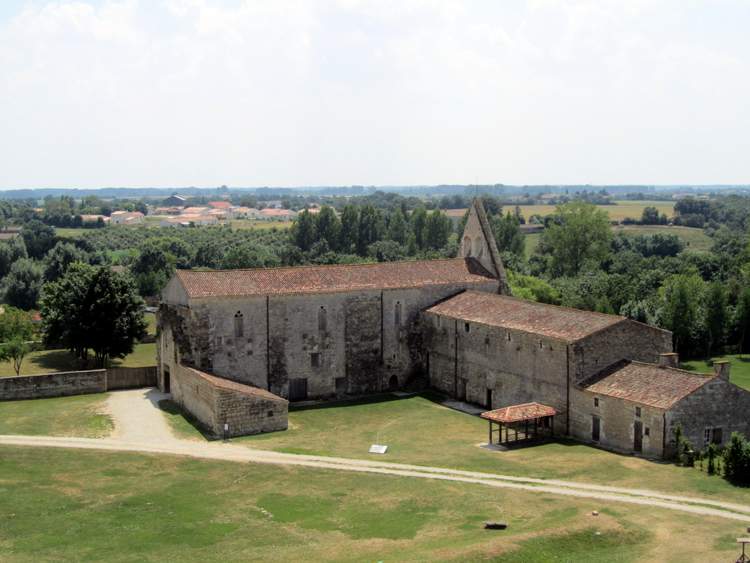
[592,416,600,442]
[289,378,308,402]
[634,420,643,453]
[457,378,467,401]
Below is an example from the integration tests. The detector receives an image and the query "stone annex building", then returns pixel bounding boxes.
[157,199,750,458]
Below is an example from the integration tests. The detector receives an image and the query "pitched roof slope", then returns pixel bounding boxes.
[481,402,557,424]
[425,291,624,342]
[582,360,713,409]
[175,258,496,299]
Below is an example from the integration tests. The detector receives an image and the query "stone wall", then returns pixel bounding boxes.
[667,377,750,455]
[423,311,570,434]
[569,387,665,458]
[159,279,499,402]
[0,366,160,401]
[107,366,157,390]
[571,320,672,384]
[0,370,106,400]
[170,363,288,437]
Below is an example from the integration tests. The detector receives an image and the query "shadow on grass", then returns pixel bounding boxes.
[32,349,85,372]
[157,399,216,441]
[289,392,411,412]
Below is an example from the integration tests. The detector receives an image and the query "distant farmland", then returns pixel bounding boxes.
[445,200,675,222]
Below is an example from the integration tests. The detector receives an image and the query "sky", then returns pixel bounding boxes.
[0,0,749,189]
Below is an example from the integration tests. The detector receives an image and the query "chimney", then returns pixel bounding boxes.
[713,360,731,381]
[658,353,679,368]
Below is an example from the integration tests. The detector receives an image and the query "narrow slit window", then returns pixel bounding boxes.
[318,307,327,333]
[395,301,402,327]
[233,311,244,338]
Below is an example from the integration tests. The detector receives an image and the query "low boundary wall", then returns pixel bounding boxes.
[0,366,158,401]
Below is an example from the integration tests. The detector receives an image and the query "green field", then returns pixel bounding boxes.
[160,393,749,506]
[523,224,710,256]
[0,394,112,437]
[0,446,739,562]
[0,342,156,377]
[681,354,750,391]
[447,200,674,223]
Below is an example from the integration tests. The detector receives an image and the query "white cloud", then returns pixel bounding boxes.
[0,0,748,187]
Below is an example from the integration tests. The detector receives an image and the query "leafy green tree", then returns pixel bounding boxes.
[367,240,405,262]
[0,306,35,375]
[508,271,561,304]
[338,205,359,253]
[40,264,147,367]
[387,207,408,245]
[21,220,56,259]
[43,241,88,282]
[704,282,727,357]
[736,287,750,355]
[357,205,384,255]
[641,206,661,225]
[0,237,27,277]
[492,212,524,257]
[660,274,705,356]
[292,210,317,252]
[2,258,44,310]
[423,210,452,250]
[131,243,174,297]
[410,207,428,250]
[315,206,341,251]
[538,202,612,276]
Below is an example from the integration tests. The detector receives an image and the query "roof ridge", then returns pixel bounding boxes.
[177,257,467,276]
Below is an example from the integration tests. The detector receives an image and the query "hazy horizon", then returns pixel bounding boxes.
[1,1,749,189]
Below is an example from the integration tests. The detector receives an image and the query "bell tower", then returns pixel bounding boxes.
[460,198,510,295]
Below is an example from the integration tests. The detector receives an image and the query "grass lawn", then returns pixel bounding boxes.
[523,224,709,256]
[612,225,713,252]
[0,394,112,437]
[160,393,750,507]
[681,354,750,391]
[447,201,674,223]
[0,342,156,377]
[0,446,739,561]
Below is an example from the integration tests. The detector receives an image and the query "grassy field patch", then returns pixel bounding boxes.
[0,393,112,437]
[681,354,750,391]
[160,393,750,507]
[0,343,156,377]
[0,446,737,561]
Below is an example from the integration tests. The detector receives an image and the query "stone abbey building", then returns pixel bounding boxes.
[158,199,750,457]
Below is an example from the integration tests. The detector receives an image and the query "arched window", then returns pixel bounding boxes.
[318,306,327,333]
[234,311,244,338]
[394,301,402,327]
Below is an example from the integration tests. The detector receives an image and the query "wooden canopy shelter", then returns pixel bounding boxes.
[481,402,557,447]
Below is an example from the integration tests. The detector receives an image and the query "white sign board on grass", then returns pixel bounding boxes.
[369,444,388,454]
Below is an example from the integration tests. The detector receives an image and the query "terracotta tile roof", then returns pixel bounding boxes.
[582,360,713,409]
[481,402,557,423]
[175,258,496,299]
[184,366,287,403]
[425,291,624,342]
[208,201,232,209]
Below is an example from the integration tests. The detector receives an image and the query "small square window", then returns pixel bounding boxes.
[464,322,470,333]
[311,352,321,368]
[267,410,274,418]
[644,427,650,437]
[594,397,599,408]
[635,407,641,418]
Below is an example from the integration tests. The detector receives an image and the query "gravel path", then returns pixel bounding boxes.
[2,388,749,523]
